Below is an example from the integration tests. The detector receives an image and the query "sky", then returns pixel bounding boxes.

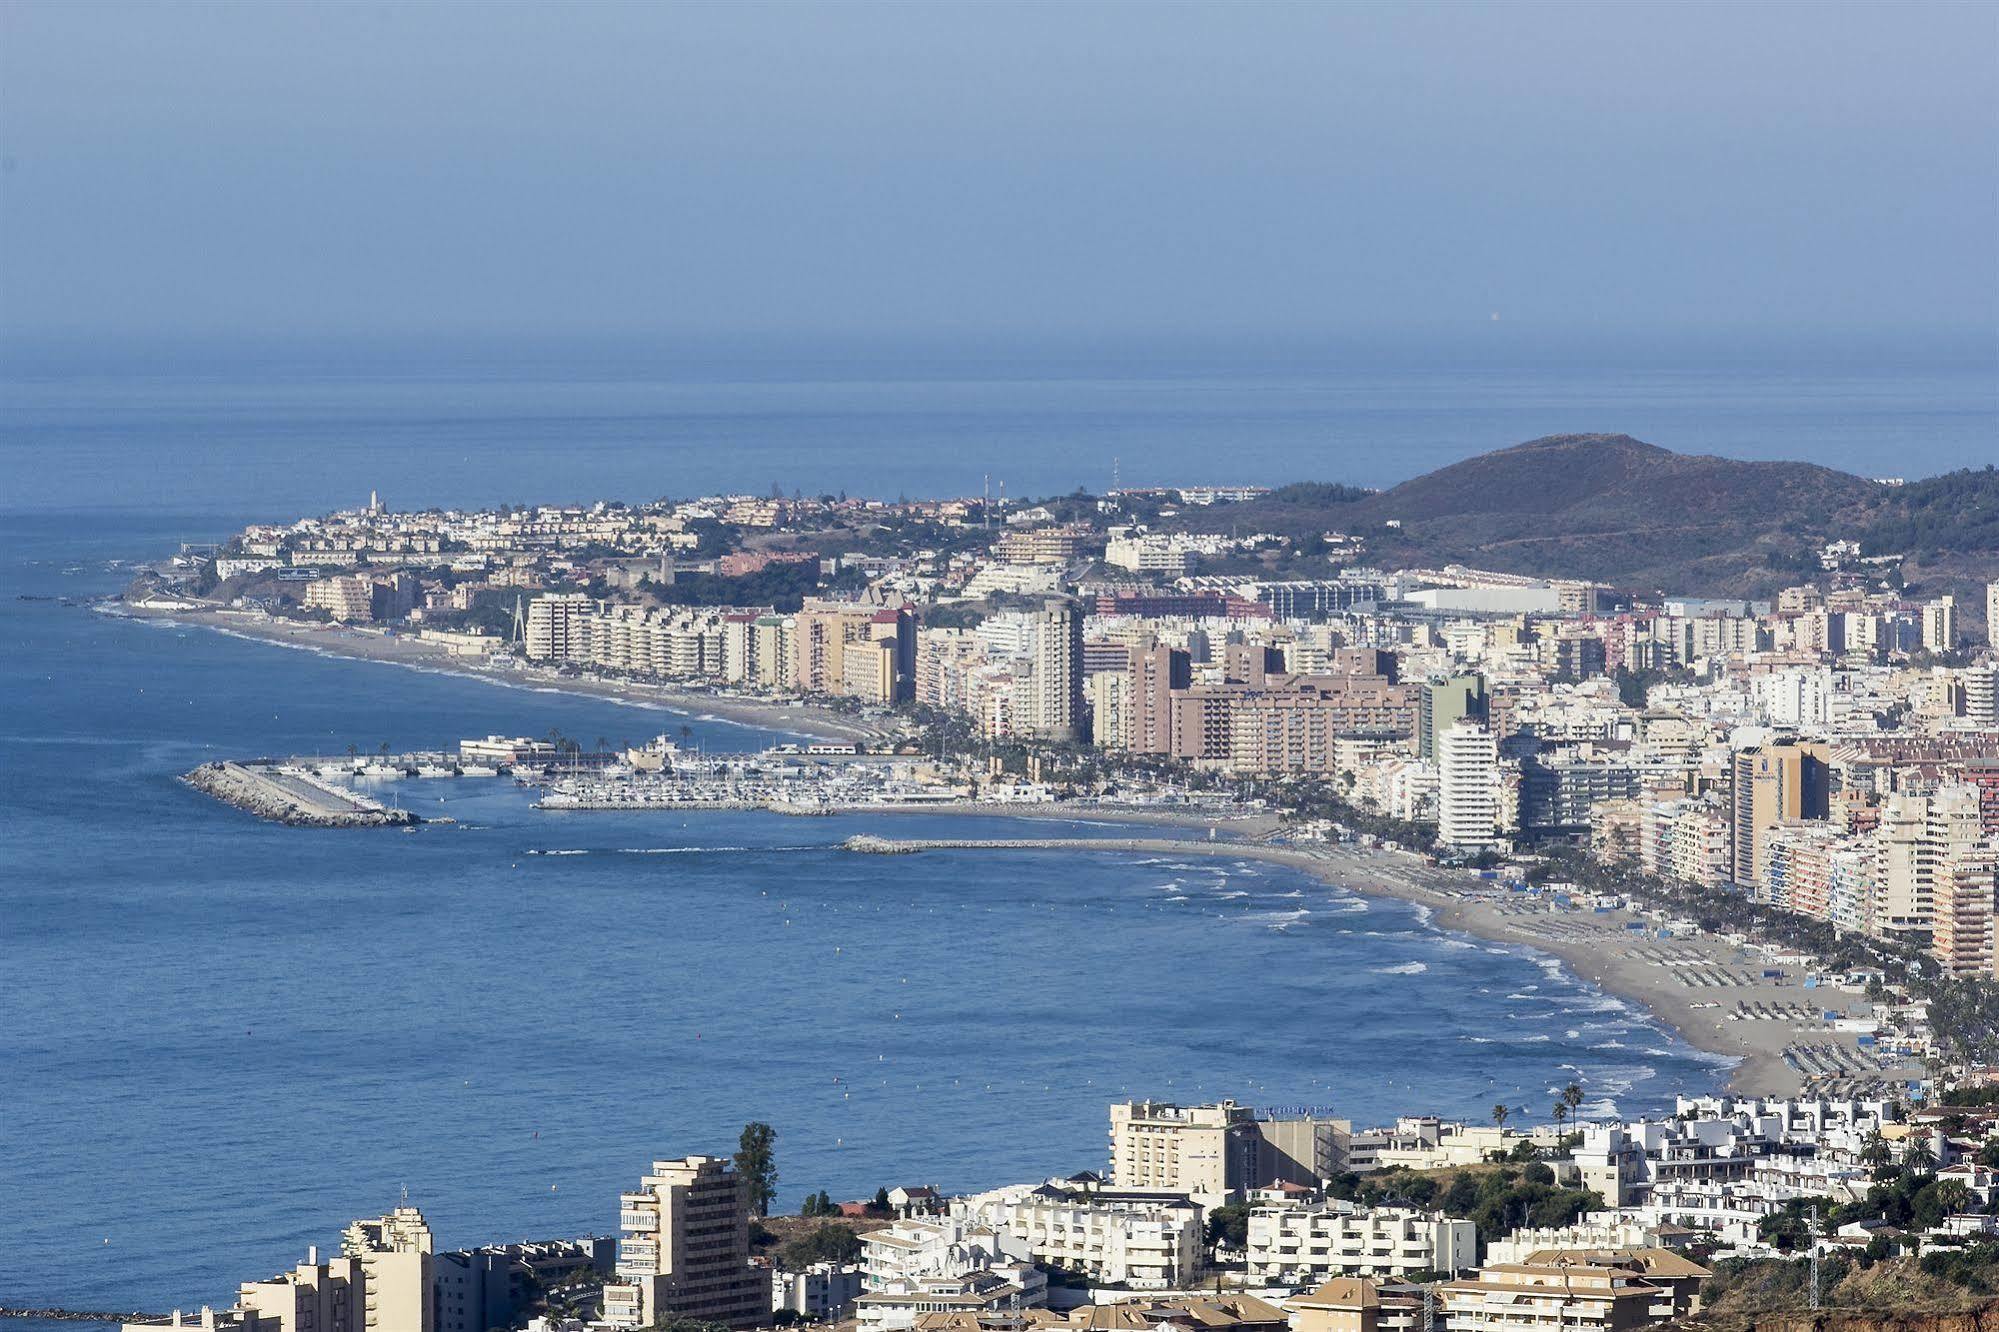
[1,1,1995,355]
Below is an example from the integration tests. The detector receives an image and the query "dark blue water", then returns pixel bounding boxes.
[0,509,1732,1315]
[5,359,1994,513]
[6,357,1982,1317]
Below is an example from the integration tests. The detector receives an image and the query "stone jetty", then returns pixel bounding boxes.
[181,761,419,828]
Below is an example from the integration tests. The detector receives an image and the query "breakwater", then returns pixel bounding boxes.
[181,762,419,828]
[842,833,1248,857]
[1,1308,164,1323]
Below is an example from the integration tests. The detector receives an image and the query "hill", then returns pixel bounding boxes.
[1187,435,1996,598]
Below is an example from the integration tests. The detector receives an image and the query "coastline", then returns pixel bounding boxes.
[103,602,1901,1104]
[839,832,1910,1102]
[107,602,879,742]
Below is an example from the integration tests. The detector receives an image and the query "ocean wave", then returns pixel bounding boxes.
[615,846,751,854]
[1520,1034,1552,1042]
[1440,938,1477,950]
[1373,961,1428,975]
[1557,995,1631,1015]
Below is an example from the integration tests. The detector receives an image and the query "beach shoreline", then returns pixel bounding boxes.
[109,601,1896,1105]
[837,832,1908,1102]
[108,601,880,742]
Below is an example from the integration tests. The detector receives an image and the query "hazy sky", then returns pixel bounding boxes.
[2,1,1994,350]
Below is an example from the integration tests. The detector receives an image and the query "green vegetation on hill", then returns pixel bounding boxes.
[646,562,820,612]
[1859,465,1999,560]
[1169,435,1999,598]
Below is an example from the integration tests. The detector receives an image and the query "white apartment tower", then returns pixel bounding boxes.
[1437,720,1501,850]
[604,1155,769,1330]
[525,593,593,661]
[1923,595,1958,654]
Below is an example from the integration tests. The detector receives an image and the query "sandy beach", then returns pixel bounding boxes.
[845,832,1921,1102]
[111,601,882,742]
[113,602,1912,1104]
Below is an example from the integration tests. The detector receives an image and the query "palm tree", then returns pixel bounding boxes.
[1491,1104,1510,1128]
[1906,1139,1940,1175]
[1563,1083,1585,1116]
[1552,1102,1570,1132]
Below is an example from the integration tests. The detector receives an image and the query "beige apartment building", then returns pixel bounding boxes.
[1878,783,1984,941]
[1286,1278,1424,1332]
[136,1208,434,1332]
[1438,1252,1704,1332]
[302,573,375,622]
[603,1155,769,1330]
[344,1206,435,1332]
[1933,851,1999,978]
[1108,1100,1259,1205]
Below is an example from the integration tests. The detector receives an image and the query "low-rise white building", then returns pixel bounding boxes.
[952,1183,1204,1288]
[1245,1202,1475,1282]
[773,1262,863,1321]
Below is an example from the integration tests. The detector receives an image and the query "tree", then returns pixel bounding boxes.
[777,1223,863,1271]
[1492,1104,1510,1128]
[1907,1139,1940,1176]
[735,1122,778,1218]
[1552,1102,1570,1132]
[1562,1083,1585,1115]
[1205,1203,1251,1252]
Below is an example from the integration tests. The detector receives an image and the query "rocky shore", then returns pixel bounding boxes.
[181,761,419,828]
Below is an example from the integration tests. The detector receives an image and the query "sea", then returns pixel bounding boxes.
[3,353,1994,1322]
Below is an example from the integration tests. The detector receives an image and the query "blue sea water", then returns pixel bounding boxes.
[2,356,1992,1318]
[5,355,1995,513]
[0,509,1734,1319]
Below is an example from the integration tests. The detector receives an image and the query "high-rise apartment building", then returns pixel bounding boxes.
[604,1155,768,1330]
[344,1206,435,1332]
[1730,742,1831,889]
[223,1207,434,1332]
[1026,600,1083,740]
[1932,851,1997,978]
[1108,1100,1259,1206]
[1437,721,1500,850]
[1130,645,1192,753]
[1418,675,1487,761]
[525,593,592,661]
[1923,596,1959,654]
[1988,581,1999,649]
